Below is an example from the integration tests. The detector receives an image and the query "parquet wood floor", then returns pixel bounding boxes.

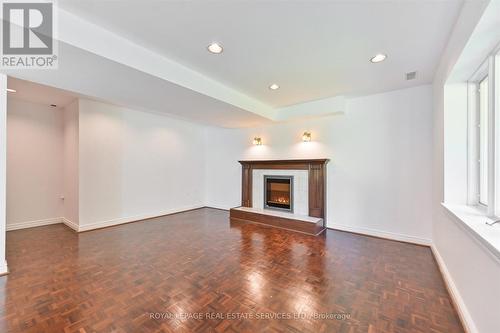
[1,208,463,333]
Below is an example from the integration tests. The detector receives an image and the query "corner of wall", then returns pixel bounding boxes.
[62,98,80,227]
[0,74,7,272]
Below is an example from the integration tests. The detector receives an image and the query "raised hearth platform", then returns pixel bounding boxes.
[230,207,325,236]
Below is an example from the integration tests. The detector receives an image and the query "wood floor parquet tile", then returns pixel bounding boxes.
[1,208,464,332]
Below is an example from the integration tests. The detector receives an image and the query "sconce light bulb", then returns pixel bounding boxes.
[253,137,262,145]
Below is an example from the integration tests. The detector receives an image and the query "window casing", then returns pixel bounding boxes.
[479,76,489,205]
[468,51,499,217]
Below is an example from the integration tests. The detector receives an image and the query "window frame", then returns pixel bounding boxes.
[467,51,499,217]
[478,75,489,206]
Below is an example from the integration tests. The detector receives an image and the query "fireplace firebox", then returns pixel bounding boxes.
[264,175,293,213]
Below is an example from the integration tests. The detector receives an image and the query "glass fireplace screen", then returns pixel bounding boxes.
[264,175,293,212]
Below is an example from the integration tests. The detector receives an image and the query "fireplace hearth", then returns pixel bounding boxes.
[264,175,293,213]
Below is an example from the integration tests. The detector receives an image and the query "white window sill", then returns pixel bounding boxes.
[442,203,500,260]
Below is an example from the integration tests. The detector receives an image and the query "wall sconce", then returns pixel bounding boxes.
[253,137,262,145]
[302,131,312,142]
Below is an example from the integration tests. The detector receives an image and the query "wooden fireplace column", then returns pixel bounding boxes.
[239,159,329,219]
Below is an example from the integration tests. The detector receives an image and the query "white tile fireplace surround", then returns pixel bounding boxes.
[252,169,309,216]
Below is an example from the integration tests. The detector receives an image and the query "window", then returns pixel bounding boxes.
[468,51,499,217]
[479,77,489,205]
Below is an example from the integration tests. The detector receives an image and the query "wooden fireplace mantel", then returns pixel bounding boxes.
[238,159,329,219]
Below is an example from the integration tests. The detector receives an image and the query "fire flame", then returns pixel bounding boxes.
[274,197,289,204]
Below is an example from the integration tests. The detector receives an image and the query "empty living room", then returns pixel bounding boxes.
[0,0,499,332]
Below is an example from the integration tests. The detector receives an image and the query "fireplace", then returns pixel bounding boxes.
[232,159,328,236]
[264,175,293,213]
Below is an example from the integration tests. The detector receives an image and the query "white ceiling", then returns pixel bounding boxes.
[59,0,464,108]
[7,77,77,108]
[4,42,271,128]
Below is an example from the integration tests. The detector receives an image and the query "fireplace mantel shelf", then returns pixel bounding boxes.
[239,158,329,164]
[238,159,329,171]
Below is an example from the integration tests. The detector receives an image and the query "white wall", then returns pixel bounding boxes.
[205,85,433,244]
[432,1,500,333]
[77,99,206,229]
[63,100,79,225]
[0,73,7,274]
[443,83,468,204]
[6,99,64,227]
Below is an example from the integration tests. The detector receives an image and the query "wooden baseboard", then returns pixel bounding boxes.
[0,260,9,276]
[203,206,229,212]
[327,224,431,246]
[7,217,63,231]
[77,205,206,232]
[430,245,476,333]
[62,218,79,232]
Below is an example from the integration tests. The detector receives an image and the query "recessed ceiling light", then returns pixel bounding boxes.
[6,88,16,93]
[269,83,280,90]
[207,42,223,54]
[370,54,387,63]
